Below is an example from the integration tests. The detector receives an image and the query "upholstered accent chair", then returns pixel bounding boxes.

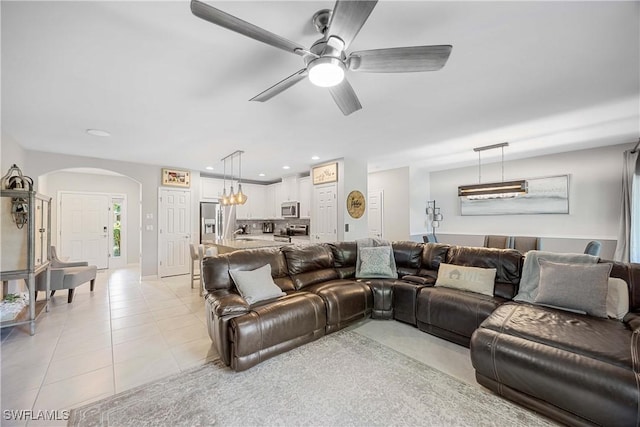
[36,246,97,303]
[483,235,513,249]
[584,240,602,256]
[510,236,541,253]
[423,234,438,243]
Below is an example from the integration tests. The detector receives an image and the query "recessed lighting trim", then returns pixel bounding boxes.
[258,173,266,177]
[205,166,214,171]
[86,129,111,137]
[311,155,320,160]
[282,166,290,170]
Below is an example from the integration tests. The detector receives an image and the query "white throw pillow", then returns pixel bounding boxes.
[607,277,629,320]
[229,264,285,305]
[435,263,496,297]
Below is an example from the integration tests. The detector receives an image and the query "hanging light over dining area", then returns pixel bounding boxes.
[220,150,247,206]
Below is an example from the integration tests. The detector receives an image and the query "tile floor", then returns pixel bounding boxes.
[1,266,476,426]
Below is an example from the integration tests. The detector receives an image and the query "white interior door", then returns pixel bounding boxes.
[59,192,110,269]
[368,190,384,239]
[159,189,191,277]
[312,183,337,243]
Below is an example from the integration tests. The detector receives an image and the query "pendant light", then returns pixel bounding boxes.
[228,153,236,205]
[220,156,230,206]
[236,151,247,205]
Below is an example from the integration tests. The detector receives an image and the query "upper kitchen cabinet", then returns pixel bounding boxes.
[282,176,299,202]
[298,176,311,218]
[201,177,224,200]
[235,183,266,219]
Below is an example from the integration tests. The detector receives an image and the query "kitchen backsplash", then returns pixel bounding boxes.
[236,218,310,235]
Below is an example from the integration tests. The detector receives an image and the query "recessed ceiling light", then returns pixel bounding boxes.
[86,129,111,137]
[311,155,320,160]
[258,173,266,177]
[282,166,290,170]
[205,166,214,171]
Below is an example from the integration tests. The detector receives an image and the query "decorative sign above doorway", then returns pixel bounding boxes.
[312,163,338,185]
[162,168,191,188]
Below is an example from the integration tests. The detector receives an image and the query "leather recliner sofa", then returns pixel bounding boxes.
[202,241,640,426]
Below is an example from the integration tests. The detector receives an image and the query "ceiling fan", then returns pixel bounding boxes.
[191,0,452,116]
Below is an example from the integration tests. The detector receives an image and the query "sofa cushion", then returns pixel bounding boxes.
[392,241,423,277]
[435,263,496,297]
[327,242,358,279]
[416,286,506,345]
[607,278,630,320]
[534,259,611,318]
[356,238,397,279]
[417,243,450,275]
[445,246,522,299]
[282,244,338,290]
[514,250,598,303]
[229,264,286,305]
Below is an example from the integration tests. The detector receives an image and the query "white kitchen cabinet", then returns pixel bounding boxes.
[235,183,266,219]
[201,178,224,200]
[282,176,298,202]
[298,176,311,218]
[271,182,283,219]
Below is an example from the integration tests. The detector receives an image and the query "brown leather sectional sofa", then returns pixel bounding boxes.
[202,240,640,427]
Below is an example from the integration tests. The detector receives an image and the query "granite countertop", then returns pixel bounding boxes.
[210,238,287,254]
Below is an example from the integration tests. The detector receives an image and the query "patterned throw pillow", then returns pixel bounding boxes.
[435,263,496,296]
[358,246,395,278]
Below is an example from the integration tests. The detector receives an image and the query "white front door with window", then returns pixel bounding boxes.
[158,188,191,277]
[59,192,110,269]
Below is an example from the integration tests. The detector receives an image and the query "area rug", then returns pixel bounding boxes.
[69,330,554,426]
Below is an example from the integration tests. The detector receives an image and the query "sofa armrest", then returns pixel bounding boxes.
[205,289,250,317]
[401,275,435,286]
[624,311,640,333]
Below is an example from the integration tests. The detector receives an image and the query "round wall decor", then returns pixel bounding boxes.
[346,190,366,219]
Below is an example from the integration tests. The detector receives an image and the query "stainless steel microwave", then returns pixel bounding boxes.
[281,201,300,218]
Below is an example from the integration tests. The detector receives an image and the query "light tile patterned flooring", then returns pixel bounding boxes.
[1,266,477,426]
[1,267,216,427]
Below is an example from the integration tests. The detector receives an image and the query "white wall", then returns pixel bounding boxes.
[339,157,369,241]
[369,167,411,241]
[1,133,27,179]
[421,142,632,257]
[43,171,141,265]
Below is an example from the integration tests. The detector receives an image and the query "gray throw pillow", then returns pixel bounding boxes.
[355,238,397,279]
[229,264,285,305]
[358,246,395,278]
[534,259,612,318]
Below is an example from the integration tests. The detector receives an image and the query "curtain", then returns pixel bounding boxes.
[614,149,639,262]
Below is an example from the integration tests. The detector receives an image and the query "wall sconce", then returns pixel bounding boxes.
[458,142,528,199]
[11,198,29,229]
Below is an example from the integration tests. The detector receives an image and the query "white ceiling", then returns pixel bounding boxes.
[2,1,639,182]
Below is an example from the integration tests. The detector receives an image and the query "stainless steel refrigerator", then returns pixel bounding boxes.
[200,202,221,243]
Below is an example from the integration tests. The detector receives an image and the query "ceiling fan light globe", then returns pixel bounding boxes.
[308,57,345,87]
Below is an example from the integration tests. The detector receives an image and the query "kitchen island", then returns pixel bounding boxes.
[205,238,287,255]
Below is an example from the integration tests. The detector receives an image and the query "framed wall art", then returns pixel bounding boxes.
[460,175,569,216]
[162,168,191,188]
[312,163,338,185]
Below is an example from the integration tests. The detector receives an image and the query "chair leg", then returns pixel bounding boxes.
[50,290,56,297]
[67,289,74,303]
[90,279,95,292]
[33,291,38,301]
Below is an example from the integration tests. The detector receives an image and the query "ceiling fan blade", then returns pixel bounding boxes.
[328,78,362,116]
[348,45,453,73]
[325,0,377,50]
[250,69,308,102]
[191,0,305,56]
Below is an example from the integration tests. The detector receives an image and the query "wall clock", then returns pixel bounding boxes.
[346,190,366,219]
